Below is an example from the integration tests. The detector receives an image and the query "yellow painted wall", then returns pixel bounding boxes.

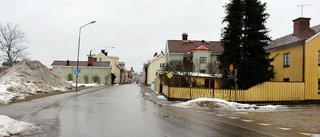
[146,56,166,85]
[269,45,303,82]
[191,77,220,88]
[305,34,320,100]
[94,53,121,84]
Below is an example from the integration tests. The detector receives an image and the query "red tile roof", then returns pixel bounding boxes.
[192,44,211,52]
[167,40,222,54]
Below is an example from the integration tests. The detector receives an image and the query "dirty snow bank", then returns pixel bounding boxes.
[157,95,167,100]
[0,115,42,136]
[0,59,72,105]
[173,98,278,111]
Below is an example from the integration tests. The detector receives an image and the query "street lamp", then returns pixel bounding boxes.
[105,47,115,49]
[76,21,96,91]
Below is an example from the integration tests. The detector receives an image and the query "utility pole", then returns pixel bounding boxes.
[297,4,312,17]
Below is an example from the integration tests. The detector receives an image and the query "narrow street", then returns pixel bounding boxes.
[1,84,308,137]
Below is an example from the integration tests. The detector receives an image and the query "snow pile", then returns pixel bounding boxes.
[157,95,167,100]
[173,98,278,111]
[0,59,72,105]
[0,115,42,136]
[0,91,17,105]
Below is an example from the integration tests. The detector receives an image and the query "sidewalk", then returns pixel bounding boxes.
[140,85,171,106]
[0,85,107,120]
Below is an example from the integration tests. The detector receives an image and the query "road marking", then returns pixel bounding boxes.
[216,114,225,117]
[299,132,312,136]
[241,119,254,122]
[276,127,291,131]
[228,116,239,119]
[257,123,271,126]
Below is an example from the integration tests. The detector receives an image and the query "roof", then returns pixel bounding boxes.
[143,54,165,67]
[192,44,211,52]
[167,40,222,54]
[266,24,320,50]
[51,60,111,68]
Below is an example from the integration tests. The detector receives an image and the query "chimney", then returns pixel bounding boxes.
[182,33,188,41]
[66,60,69,66]
[88,57,93,66]
[101,49,108,56]
[93,57,97,62]
[201,40,205,45]
[293,17,311,37]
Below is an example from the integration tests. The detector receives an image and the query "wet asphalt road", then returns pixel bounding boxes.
[1,84,306,137]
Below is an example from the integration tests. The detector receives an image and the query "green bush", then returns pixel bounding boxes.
[105,74,110,84]
[84,75,89,84]
[92,75,101,84]
[67,74,73,81]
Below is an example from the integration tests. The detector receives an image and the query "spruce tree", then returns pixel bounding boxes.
[219,0,274,89]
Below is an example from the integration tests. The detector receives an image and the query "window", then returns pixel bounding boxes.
[205,79,215,89]
[318,51,320,65]
[283,53,290,67]
[160,63,165,69]
[318,79,320,94]
[200,69,206,73]
[199,57,207,64]
[283,78,290,82]
[98,57,102,62]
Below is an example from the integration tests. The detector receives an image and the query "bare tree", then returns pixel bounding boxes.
[160,60,194,87]
[0,23,28,66]
[206,61,220,75]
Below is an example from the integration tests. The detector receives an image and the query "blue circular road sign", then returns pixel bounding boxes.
[74,69,80,75]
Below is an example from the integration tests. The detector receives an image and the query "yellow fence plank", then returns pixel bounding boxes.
[162,82,305,102]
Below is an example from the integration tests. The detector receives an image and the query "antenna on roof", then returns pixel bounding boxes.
[297,4,313,17]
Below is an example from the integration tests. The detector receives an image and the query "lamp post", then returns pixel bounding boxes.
[76,21,96,91]
[105,47,115,49]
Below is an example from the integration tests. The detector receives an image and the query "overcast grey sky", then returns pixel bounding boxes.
[1,0,319,72]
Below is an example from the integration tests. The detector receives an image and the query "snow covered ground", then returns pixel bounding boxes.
[0,115,41,136]
[172,98,279,111]
[0,59,73,105]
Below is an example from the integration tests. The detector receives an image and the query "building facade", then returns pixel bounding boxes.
[143,54,166,85]
[51,59,111,84]
[266,17,320,100]
[165,33,223,73]
[94,50,124,84]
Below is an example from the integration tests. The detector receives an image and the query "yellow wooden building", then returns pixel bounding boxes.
[265,17,320,100]
[94,50,123,84]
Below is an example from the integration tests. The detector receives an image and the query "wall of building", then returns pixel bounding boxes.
[269,44,303,82]
[95,53,121,84]
[305,34,320,99]
[52,66,111,84]
[192,50,211,72]
[167,54,184,62]
[147,57,166,85]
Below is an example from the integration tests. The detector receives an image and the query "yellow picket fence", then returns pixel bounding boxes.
[162,82,305,102]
